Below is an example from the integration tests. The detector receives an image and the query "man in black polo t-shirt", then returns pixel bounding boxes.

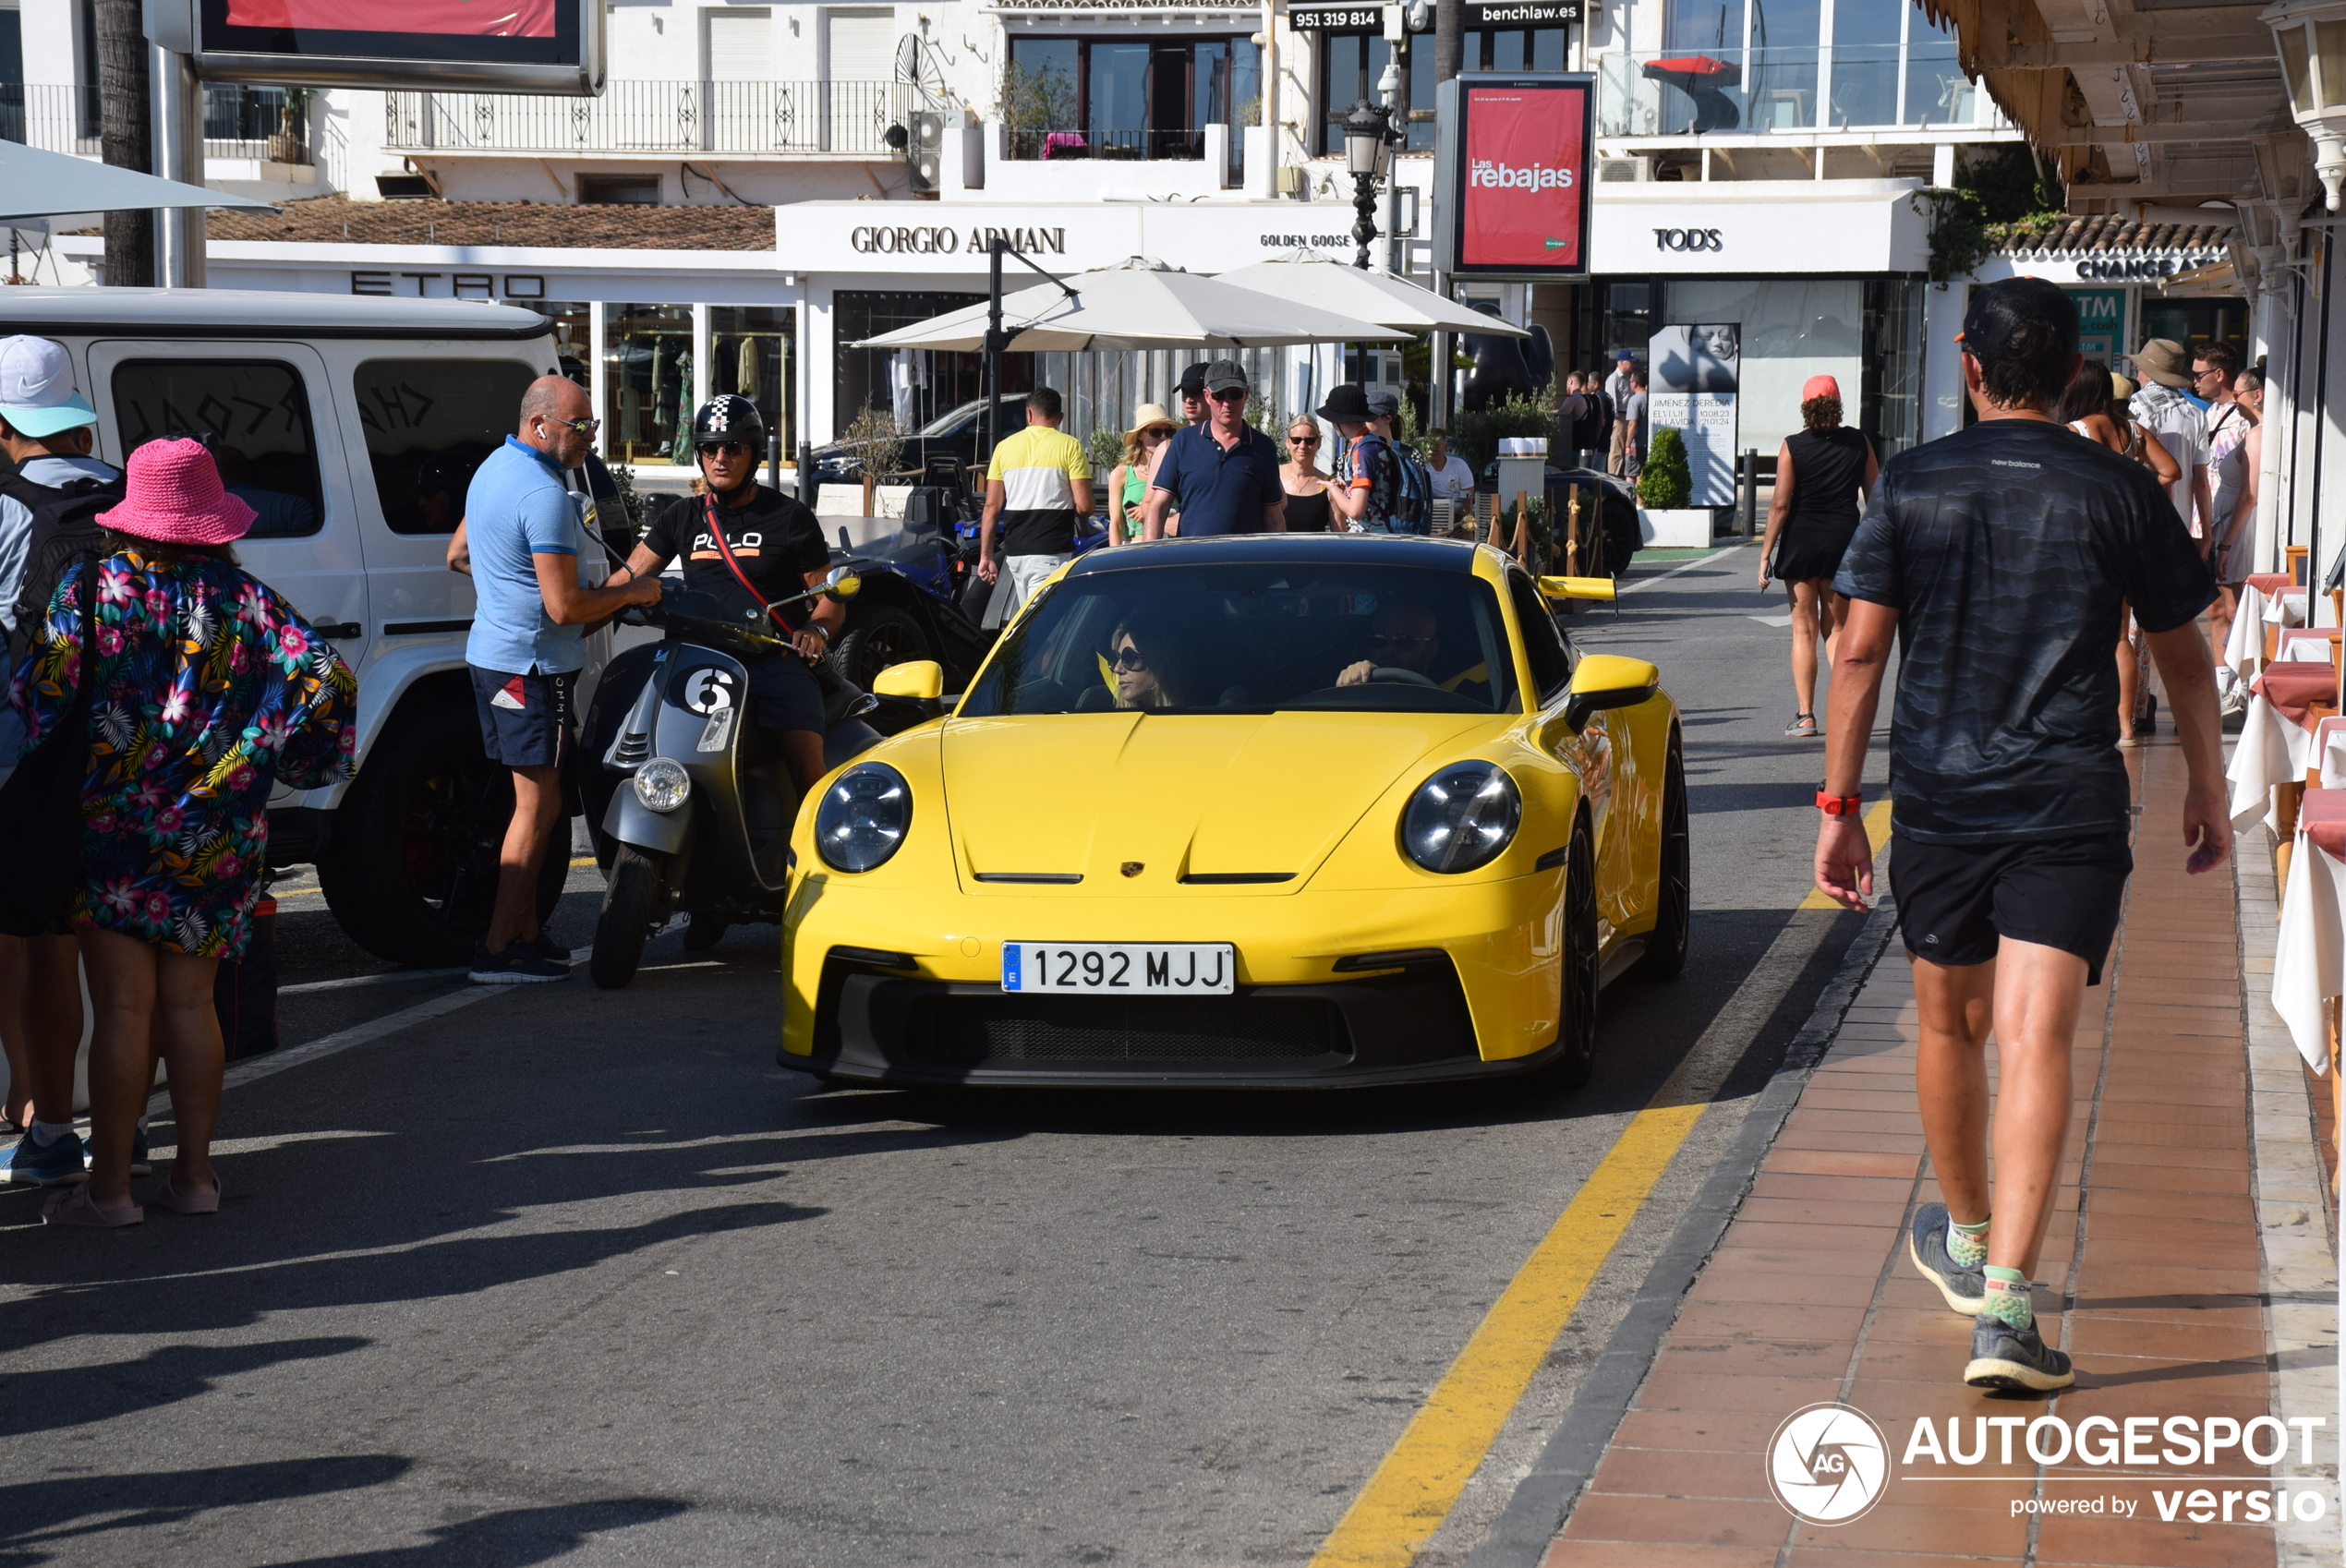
[1816,278,2227,1394]
[1141,360,1286,537]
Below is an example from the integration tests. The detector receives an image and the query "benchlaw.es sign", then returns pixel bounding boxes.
[1433,74,1594,281]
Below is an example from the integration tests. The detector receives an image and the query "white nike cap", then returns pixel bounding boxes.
[0,335,97,439]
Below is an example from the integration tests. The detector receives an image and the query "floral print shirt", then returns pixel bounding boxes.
[9,549,356,958]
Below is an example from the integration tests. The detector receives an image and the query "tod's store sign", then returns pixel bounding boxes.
[1587,187,1929,275]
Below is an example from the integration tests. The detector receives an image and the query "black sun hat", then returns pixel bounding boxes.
[1317,383,1373,421]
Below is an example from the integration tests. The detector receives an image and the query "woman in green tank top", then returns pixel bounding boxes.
[1106,403,1177,545]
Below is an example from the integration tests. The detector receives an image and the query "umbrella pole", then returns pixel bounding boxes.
[984,237,1005,470]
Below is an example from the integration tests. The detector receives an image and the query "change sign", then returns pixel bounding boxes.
[1434,74,1594,281]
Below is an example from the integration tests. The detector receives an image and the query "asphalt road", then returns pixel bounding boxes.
[0,539,1894,1568]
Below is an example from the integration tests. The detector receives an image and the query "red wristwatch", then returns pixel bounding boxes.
[1816,791,1862,816]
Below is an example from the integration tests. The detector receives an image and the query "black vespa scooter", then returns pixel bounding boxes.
[586,569,881,989]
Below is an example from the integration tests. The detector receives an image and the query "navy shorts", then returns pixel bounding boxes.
[469,665,575,769]
[1890,833,2133,986]
[744,652,826,735]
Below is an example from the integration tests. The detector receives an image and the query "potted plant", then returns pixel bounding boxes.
[268,87,310,165]
[1635,427,1711,548]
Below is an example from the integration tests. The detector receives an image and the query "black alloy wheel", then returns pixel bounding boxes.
[828,604,931,690]
[1535,814,1602,1092]
[320,703,565,967]
[590,844,669,990]
[1629,733,1690,982]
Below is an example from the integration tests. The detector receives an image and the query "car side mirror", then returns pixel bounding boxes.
[825,567,863,599]
[1563,653,1658,733]
[872,659,945,701]
[1538,574,1616,602]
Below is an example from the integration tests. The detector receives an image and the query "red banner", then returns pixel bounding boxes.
[224,0,555,36]
[1458,83,1589,271]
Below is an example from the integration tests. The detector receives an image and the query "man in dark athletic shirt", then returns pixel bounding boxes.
[1816,278,2227,1393]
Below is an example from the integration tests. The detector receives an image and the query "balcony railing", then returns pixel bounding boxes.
[385,79,911,157]
[1596,49,1986,137]
[1005,126,1200,161]
[0,83,99,157]
[204,85,310,165]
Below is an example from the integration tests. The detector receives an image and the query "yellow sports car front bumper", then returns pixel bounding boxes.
[779,872,1576,1088]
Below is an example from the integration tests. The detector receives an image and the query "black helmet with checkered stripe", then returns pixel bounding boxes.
[692,394,767,449]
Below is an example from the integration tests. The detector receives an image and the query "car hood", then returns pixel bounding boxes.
[938,710,1494,892]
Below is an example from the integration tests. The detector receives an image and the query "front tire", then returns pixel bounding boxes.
[1532,814,1602,1092]
[590,845,669,990]
[828,605,930,690]
[320,702,566,967]
[1629,734,1689,982]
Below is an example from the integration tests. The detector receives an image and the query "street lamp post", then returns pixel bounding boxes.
[2263,0,2346,209]
[1342,99,1392,270]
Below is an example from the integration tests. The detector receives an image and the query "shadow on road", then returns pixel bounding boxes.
[0,1454,413,1562]
[0,1337,368,1440]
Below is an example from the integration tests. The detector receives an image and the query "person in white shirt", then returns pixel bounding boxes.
[2127,339,2212,537]
[1424,428,1477,518]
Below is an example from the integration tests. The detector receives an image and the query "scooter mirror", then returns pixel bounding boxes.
[825,568,864,599]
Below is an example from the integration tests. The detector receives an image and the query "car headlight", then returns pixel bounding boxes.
[633,757,691,814]
[816,762,912,873]
[1401,762,1521,874]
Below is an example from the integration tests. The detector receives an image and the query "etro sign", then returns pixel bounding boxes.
[849,224,1069,257]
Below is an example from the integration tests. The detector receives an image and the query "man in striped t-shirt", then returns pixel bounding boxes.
[978,386,1093,628]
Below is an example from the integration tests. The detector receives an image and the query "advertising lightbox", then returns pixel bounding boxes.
[1433,73,1594,282]
[187,0,602,93]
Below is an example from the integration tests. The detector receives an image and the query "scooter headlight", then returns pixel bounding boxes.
[816,762,912,873]
[633,757,692,814]
[1401,762,1520,874]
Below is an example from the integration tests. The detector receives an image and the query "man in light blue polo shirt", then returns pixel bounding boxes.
[454,375,660,983]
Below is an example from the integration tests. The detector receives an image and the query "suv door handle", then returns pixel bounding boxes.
[312,622,364,639]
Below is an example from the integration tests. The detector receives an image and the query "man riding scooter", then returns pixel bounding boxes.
[622,396,840,802]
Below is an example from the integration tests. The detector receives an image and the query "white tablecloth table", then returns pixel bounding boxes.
[2274,832,2345,1072]
[2229,692,2311,831]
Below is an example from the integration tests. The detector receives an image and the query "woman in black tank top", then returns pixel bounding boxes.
[1757,377,1879,739]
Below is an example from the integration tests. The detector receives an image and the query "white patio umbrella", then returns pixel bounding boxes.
[1215,252,1532,338]
[0,139,277,223]
[852,255,1409,352]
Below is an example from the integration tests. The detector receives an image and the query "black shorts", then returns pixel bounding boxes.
[469,665,575,770]
[744,652,826,735]
[1889,833,2133,986]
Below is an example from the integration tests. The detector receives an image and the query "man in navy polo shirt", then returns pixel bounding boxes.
[1141,360,1286,538]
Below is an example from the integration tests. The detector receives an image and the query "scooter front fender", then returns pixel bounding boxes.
[603,784,695,858]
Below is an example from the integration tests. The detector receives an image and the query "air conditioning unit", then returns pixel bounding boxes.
[1596,156,1651,183]
[906,110,945,193]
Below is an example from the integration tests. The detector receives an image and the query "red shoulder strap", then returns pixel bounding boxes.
[702,492,790,633]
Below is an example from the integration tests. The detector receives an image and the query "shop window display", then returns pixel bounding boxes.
[604,303,695,466]
[709,306,795,455]
[512,299,592,387]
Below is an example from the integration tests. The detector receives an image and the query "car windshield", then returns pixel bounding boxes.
[960,561,1520,717]
[914,394,1022,438]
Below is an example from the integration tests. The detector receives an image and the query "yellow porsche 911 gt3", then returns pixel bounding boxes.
[779,533,1687,1088]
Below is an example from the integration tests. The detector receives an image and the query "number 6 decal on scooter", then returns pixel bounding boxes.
[681,667,737,715]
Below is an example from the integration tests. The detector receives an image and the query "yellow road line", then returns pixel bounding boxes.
[1309,1097,1708,1568]
[1313,799,1896,1568]
[1797,798,1893,911]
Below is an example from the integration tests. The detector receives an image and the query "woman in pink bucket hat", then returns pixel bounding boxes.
[6,437,355,1225]
[1756,374,1880,740]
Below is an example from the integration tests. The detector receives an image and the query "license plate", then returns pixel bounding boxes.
[1001,942,1235,995]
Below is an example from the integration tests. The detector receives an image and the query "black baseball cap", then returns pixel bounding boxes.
[1178,362,1210,397]
[1959,277,2077,363]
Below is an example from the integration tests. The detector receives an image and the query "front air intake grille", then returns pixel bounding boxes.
[905,995,1348,1065]
[609,730,650,768]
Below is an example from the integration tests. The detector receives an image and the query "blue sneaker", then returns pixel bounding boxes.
[4,1128,88,1186]
[468,940,569,985]
[1965,1312,2074,1393]
[129,1125,152,1177]
[1909,1201,1986,1316]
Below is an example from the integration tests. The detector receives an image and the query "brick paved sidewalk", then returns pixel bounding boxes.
[1545,738,2340,1568]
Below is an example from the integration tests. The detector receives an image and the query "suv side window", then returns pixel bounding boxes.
[112,360,323,539]
[1507,571,1574,705]
[353,357,538,535]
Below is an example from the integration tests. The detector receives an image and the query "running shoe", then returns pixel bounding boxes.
[4,1128,88,1187]
[467,941,569,985]
[1907,1201,1986,1315]
[524,930,572,966]
[1964,1312,2074,1393]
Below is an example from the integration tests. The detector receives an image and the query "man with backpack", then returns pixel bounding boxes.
[0,334,112,1186]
